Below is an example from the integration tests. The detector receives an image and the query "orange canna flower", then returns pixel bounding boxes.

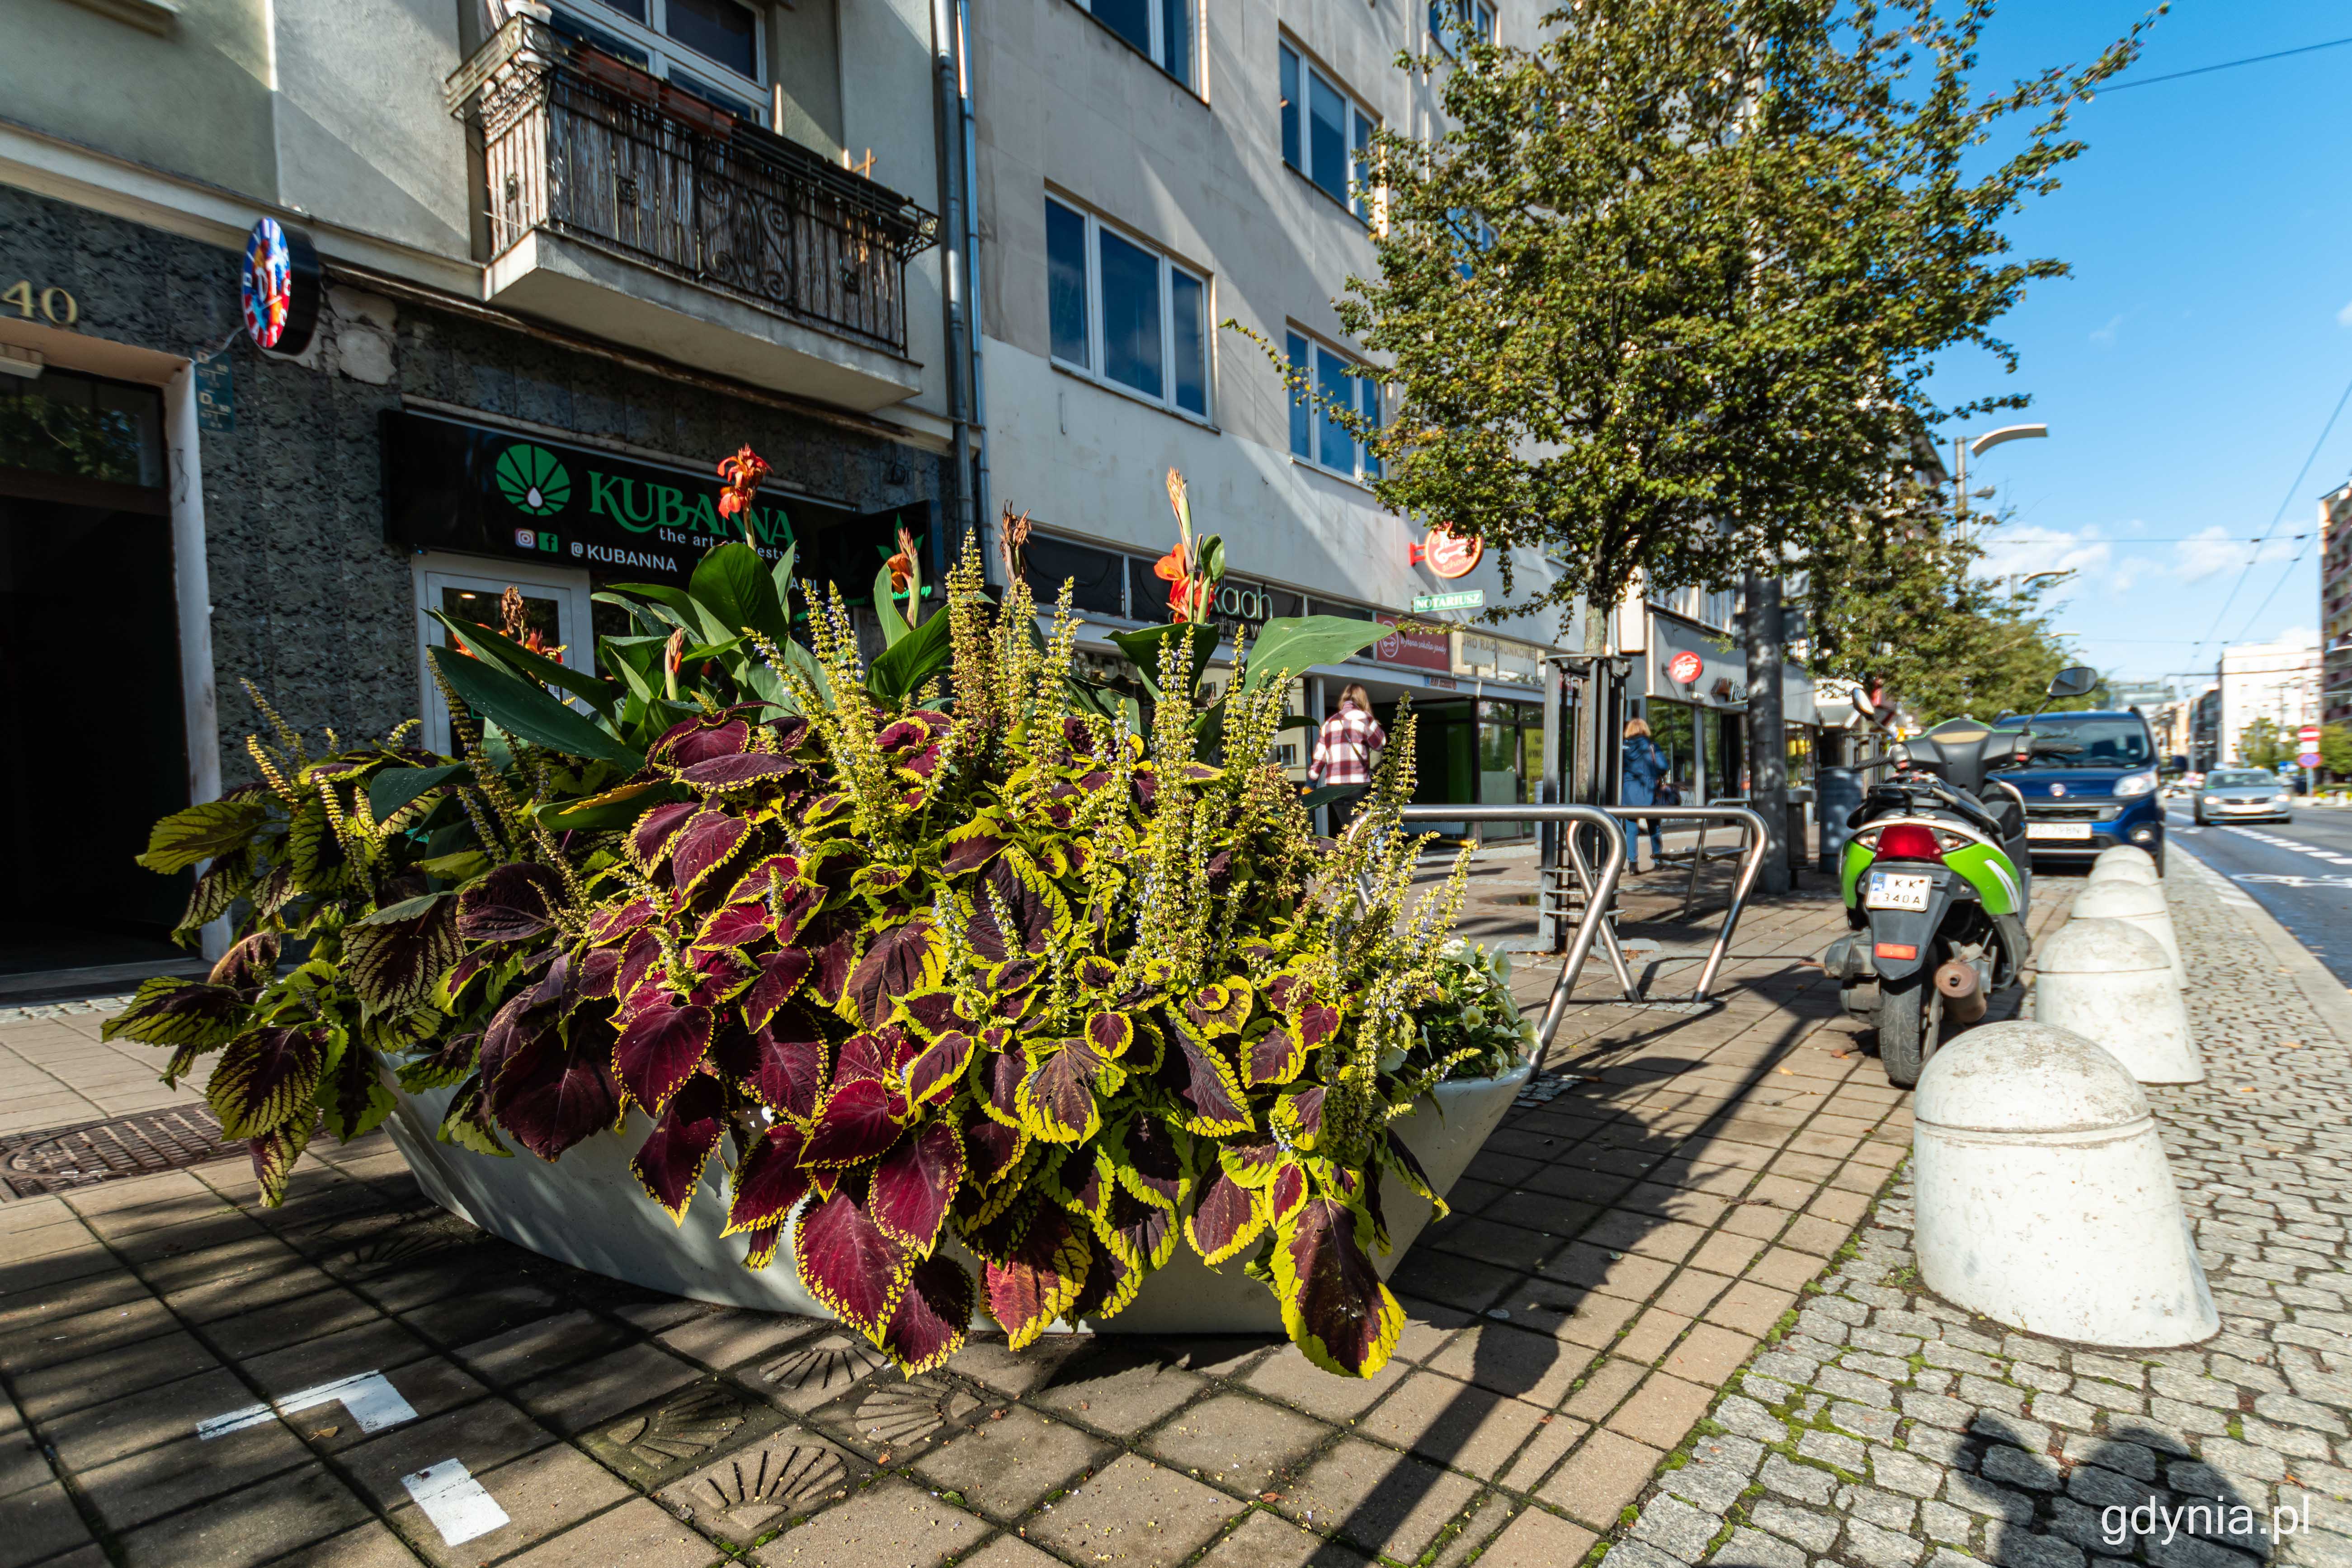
[886,551,913,594]
[715,445,769,520]
[1152,541,1190,583]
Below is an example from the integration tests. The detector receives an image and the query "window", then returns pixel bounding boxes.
[1286,331,1381,482]
[564,0,768,120]
[1068,0,1194,88]
[1280,43,1378,223]
[1451,210,1496,278]
[1046,198,1211,419]
[1428,0,1494,54]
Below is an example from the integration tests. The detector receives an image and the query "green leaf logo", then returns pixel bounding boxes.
[495,443,570,517]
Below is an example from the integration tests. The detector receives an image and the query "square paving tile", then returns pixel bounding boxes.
[1243,1345,1410,1422]
[1190,1505,1375,1568]
[452,1309,633,1387]
[657,1428,866,1545]
[750,1474,984,1566]
[1473,1505,1599,1568]
[1664,1323,1760,1385]
[1538,1428,1664,1527]
[394,1282,564,1348]
[115,1463,370,1568]
[203,1287,386,1362]
[740,1329,893,1412]
[500,1498,721,1568]
[1422,1323,1590,1407]
[1277,1436,1482,1559]
[268,1521,430,1568]
[0,1294,179,1375]
[578,1377,786,1488]
[1356,1370,1551,1476]
[1141,1391,1331,1497]
[338,1393,556,1508]
[1026,1342,1206,1435]
[1604,1370,1715,1450]
[910,1406,1111,1520]
[11,1327,219,1422]
[1703,1277,1797,1336]
[2,1481,95,1568]
[655,1309,821,1372]
[1021,1452,1244,1568]
[801,1372,981,1462]
[235,1316,439,1393]
[76,1417,315,1533]
[386,1442,634,1568]
[41,1365,250,1471]
[513,1342,704,1436]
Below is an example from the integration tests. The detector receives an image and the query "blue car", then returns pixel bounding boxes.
[1985,708,2165,873]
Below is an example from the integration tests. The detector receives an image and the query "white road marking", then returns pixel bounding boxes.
[197,1371,418,1440]
[402,1460,510,1545]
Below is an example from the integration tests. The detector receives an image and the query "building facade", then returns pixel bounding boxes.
[2216,634,2321,768]
[1,0,955,970]
[2324,483,2352,729]
[962,0,1575,831]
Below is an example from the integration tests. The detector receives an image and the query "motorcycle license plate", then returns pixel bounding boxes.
[2028,821,2094,841]
[1865,871,1933,912]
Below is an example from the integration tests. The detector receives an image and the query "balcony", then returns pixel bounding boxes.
[446,19,939,410]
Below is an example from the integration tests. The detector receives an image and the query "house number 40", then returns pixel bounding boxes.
[2,281,79,325]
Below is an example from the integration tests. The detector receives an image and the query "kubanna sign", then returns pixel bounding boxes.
[382,411,929,600]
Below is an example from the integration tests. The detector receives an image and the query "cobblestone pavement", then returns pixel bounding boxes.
[9,852,2319,1568]
[1606,852,2352,1568]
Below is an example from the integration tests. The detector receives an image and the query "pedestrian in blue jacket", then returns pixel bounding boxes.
[1621,717,1668,870]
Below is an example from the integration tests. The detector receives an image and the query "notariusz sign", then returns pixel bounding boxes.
[382,411,928,594]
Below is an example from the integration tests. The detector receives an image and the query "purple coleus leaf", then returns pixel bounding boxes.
[683,946,758,1008]
[1244,1024,1305,1088]
[343,897,462,1015]
[457,863,564,943]
[834,1024,919,1084]
[796,1191,910,1336]
[973,1041,1023,1128]
[983,1206,1091,1351]
[1278,1196,1404,1378]
[742,948,815,1032]
[650,715,751,768]
[210,932,281,991]
[848,919,944,1029]
[904,1030,974,1108]
[799,1076,911,1168]
[961,1103,1026,1187]
[1185,1166,1264,1264]
[805,922,858,1009]
[710,1008,825,1122]
[1157,1021,1252,1136]
[570,945,622,1004]
[670,810,751,898]
[1296,1003,1341,1049]
[869,1120,964,1254]
[631,1075,726,1220]
[696,901,774,950]
[881,1254,973,1374]
[680,753,800,791]
[726,1122,813,1236]
[587,896,654,946]
[628,801,698,869]
[611,998,713,1111]
[492,1036,620,1160]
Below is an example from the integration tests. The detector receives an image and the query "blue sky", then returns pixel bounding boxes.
[1924,1,2348,690]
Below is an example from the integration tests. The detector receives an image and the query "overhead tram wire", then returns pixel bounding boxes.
[2094,35,2352,94]
[2192,366,2352,663]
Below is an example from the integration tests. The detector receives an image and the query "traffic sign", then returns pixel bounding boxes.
[1411,590,1485,613]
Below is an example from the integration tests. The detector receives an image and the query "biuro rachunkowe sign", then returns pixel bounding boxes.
[381,410,931,596]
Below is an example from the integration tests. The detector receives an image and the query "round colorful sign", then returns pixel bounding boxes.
[1667,650,1704,684]
[1424,528,1483,579]
[240,218,321,354]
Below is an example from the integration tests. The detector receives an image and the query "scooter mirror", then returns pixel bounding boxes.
[2046,664,2098,700]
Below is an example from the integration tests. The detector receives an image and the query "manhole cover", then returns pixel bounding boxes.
[0,1106,244,1197]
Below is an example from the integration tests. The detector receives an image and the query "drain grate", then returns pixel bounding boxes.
[0,1106,245,1198]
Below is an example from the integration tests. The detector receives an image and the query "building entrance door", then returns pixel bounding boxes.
[0,370,188,975]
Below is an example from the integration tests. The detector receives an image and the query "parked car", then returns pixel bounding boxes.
[1988,708,2166,872]
[2194,768,2295,825]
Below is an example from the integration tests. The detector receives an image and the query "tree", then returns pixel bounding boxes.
[1303,0,2153,630]
[2237,717,2287,771]
[2320,722,2352,782]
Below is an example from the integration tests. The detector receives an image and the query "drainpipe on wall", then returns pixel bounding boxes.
[929,0,989,581]
[956,0,990,565]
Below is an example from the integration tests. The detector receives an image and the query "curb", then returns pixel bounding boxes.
[2165,845,2352,1049]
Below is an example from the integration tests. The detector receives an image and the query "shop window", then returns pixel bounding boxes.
[1067,0,1194,87]
[1286,331,1382,482]
[0,369,164,490]
[563,0,768,122]
[414,557,596,756]
[1023,534,1128,616]
[1046,198,1212,420]
[1280,43,1379,222]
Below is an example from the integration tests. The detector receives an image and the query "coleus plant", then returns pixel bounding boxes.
[113,467,1513,1380]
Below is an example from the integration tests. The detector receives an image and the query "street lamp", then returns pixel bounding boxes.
[1954,423,2049,542]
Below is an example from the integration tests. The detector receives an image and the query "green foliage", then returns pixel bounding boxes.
[2319,723,2352,779]
[118,518,1508,1382]
[1295,0,2154,625]
[2237,717,2288,771]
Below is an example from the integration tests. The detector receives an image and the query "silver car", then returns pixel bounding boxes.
[2193,768,2294,825]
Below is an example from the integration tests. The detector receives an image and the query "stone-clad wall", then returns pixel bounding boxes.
[2,185,944,788]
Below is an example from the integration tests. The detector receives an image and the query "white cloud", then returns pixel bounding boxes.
[2089,314,2124,348]
[1976,526,2113,582]
[2170,526,2300,584]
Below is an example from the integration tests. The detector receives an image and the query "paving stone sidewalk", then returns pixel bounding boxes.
[0,862,2133,1568]
[1609,852,2352,1568]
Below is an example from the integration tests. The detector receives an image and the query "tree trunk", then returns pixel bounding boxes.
[1742,572,1791,894]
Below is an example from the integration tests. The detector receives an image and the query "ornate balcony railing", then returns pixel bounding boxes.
[447,18,938,354]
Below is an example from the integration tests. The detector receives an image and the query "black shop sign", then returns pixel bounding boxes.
[382,410,929,597]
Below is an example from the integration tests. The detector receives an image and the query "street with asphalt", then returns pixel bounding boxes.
[2166,801,2352,984]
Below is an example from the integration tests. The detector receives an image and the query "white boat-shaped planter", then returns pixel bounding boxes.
[382,1059,1532,1335]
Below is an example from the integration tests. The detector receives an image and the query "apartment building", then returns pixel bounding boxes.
[2216,633,2321,768]
[961,0,1574,826]
[2324,482,2352,727]
[1,0,952,972]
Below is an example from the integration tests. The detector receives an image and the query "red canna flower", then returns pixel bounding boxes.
[886,524,917,596]
[1152,542,1192,622]
[716,446,769,520]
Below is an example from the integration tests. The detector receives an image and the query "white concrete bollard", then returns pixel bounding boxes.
[1913,1021,2217,1347]
[2089,845,2160,887]
[2069,877,2183,989]
[2032,919,2204,1084]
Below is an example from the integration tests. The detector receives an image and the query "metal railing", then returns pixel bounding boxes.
[1595,806,1772,1000]
[447,18,940,353]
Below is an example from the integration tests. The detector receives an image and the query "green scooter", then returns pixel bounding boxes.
[1821,669,2097,1086]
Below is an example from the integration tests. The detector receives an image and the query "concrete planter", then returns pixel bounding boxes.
[382,1059,1532,1335]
